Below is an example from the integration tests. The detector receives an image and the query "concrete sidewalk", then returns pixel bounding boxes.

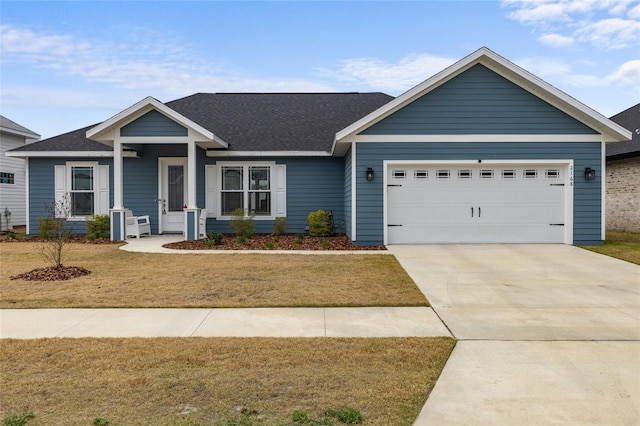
[0,307,451,339]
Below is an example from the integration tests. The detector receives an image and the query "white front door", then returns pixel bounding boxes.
[159,158,188,233]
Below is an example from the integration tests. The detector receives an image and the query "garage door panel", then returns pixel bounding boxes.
[386,163,568,244]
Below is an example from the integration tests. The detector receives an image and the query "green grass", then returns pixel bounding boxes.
[579,231,640,265]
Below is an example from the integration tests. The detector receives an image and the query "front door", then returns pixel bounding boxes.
[159,158,188,233]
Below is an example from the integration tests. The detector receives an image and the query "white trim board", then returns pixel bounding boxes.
[348,134,605,143]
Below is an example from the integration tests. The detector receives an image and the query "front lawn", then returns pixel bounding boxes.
[580,231,640,265]
[0,337,455,425]
[0,243,428,308]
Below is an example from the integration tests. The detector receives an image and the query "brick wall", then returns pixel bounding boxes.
[606,156,640,232]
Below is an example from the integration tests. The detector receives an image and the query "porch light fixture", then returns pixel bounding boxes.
[584,167,596,181]
[366,167,375,181]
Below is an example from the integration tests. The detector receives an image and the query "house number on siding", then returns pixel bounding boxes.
[569,165,573,186]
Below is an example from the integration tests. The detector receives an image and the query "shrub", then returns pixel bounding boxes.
[38,196,73,268]
[326,407,362,424]
[230,208,255,239]
[295,234,304,244]
[272,216,287,235]
[206,231,224,245]
[86,214,110,240]
[308,210,333,237]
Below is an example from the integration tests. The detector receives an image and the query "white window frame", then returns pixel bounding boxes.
[55,161,109,221]
[214,161,282,220]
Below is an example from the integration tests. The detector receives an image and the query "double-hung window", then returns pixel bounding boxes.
[220,165,271,216]
[54,162,109,220]
[206,162,286,219]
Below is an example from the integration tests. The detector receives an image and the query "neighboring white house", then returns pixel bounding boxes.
[0,116,40,231]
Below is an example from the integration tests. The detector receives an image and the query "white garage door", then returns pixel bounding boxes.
[386,163,568,244]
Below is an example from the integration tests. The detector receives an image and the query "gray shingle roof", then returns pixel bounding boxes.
[9,93,394,154]
[607,103,639,158]
[0,115,40,138]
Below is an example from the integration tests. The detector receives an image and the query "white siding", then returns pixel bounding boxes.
[0,132,27,229]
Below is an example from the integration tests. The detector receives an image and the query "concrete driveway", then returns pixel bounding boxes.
[388,244,640,425]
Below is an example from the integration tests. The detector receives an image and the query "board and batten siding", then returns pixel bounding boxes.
[361,64,597,136]
[120,110,188,137]
[354,142,602,245]
[28,158,114,235]
[0,132,28,229]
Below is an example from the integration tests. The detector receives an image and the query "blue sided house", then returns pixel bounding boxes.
[7,48,631,245]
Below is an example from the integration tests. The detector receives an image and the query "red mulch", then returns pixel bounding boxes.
[10,266,92,281]
[164,234,386,251]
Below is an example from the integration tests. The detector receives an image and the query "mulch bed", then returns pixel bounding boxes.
[10,266,92,281]
[164,234,387,251]
[1,236,119,244]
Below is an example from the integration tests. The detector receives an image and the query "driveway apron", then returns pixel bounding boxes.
[388,244,640,425]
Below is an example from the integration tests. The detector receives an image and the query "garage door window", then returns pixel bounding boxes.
[546,169,560,178]
[524,169,538,179]
[436,170,450,179]
[480,170,494,179]
[458,170,472,179]
[502,169,515,179]
[392,170,407,179]
[414,170,428,179]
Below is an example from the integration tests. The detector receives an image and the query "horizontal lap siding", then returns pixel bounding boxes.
[201,157,345,235]
[361,64,597,135]
[120,110,188,137]
[355,142,602,245]
[28,158,114,235]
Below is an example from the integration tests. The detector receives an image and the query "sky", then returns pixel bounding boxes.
[1,0,639,140]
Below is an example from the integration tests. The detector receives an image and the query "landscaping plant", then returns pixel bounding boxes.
[230,208,255,239]
[308,210,333,237]
[86,214,110,240]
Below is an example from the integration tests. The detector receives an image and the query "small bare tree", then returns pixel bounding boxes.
[39,194,72,268]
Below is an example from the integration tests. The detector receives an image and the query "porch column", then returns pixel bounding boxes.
[110,140,126,241]
[184,141,199,240]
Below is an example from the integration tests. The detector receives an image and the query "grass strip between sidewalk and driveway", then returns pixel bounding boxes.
[0,243,428,308]
[1,337,455,426]
[579,231,640,265]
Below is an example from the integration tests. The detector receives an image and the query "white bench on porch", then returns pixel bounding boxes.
[125,209,151,238]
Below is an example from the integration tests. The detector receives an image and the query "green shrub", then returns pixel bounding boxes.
[230,208,255,239]
[265,241,274,249]
[206,231,224,245]
[308,210,333,237]
[92,418,110,426]
[295,234,304,244]
[272,216,287,235]
[86,214,110,240]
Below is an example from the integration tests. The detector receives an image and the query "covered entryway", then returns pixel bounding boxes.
[385,161,573,244]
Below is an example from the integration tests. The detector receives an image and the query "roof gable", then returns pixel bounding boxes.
[336,47,631,145]
[121,110,188,137]
[361,64,597,136]
[86,96,227,149]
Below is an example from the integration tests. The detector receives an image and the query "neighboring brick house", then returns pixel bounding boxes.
[607,103,639,233]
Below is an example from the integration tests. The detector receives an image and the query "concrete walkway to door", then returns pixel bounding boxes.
[388,244,640,425]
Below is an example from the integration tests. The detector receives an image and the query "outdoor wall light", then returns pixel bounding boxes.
[366,167,375,181]
[584,167,596,181]
[584,167,596,180]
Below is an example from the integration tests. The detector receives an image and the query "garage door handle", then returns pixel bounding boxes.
[478,207,481,217]
[550,223,565,226]
[471,207,474,217]
[388,224,403,227]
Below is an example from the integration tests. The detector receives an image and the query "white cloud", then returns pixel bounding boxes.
[0,24,335,110]
[501,0,640,50]
[607,59,640,85]
[515,56,640,88]
[326,54,456,93]
[574,18,640,49]
[539,33,575,47]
